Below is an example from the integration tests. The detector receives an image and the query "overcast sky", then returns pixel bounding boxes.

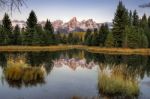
[0,0,150,23]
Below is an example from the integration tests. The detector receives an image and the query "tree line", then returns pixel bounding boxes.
[84,1,150,48]
[0,11,83,46]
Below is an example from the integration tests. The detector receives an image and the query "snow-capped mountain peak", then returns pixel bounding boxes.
[10,17,112,33]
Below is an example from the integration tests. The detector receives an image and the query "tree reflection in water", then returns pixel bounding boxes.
[0,50,150,92]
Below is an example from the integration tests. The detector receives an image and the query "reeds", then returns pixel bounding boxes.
[98,64,139,98]
[4,57,46,83]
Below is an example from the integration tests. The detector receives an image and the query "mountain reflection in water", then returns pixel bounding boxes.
[53,58,95,70]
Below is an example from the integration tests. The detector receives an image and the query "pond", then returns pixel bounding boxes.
[0,50,150,99]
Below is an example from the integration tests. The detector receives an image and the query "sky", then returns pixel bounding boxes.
[0,0,150,23]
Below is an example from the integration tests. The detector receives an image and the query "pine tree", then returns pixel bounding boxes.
[112,1,129,47]
[91,28,98,46]
[99,24,109,47]
[34,24,44,45]
[25,10,38,45]
[0,25,5,45]
[125,26,139,48]
[84,29,92,45]
[138,28,149,48]
[55,31,62,44]
[132,10,139,27]
[44,19,55,45]
[140,14,147,28]
[129,10,133,26]
[105,32,114,48]
[148,16,150,29]
[2,13,13,45]
[125,26,148,48]
[68,33,73,44]
[62,34,67,44]
[13,25,21,45]
[26,10,37,29]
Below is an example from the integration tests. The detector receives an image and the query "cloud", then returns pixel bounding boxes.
[139,2,150,8]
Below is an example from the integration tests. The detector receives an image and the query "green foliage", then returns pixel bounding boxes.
[99,24,109,46]
[148,16,150,28]
[132,10,139,27]
[24,10,38,45]
[91,28,98,46]
[13,25,22,45]
[84,29,92,46]
[105,32,114,48]
[44,19,55,45]
[112,1,129,47]
[124,26,139,48]
[140,14,148,28]
[0,25,6,45]
[26,10,37,29]
[124,26,148,48]
[2,13,13,45]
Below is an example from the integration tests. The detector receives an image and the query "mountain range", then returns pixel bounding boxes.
[9,17,112,33]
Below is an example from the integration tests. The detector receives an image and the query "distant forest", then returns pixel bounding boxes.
[0,1,150,48]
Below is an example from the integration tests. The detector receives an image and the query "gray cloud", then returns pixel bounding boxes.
[139,2,150,8]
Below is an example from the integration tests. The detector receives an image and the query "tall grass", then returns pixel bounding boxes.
[4,57,46,83]
[98,64,139,98]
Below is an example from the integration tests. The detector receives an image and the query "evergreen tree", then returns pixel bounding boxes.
[25,10,38,45]
[84,29,92,45]
[99,24,109,46]
[44,19,55,45]
[105,32,114,48]
[55,31,62,44]
[138,28,149,48]
[68,33,73,44]
[129,10,133,26]
[91,28,98,46]
[148,16,150,29]
[62,35,67,44]
[34,24,44,45]
[0,25,5,45]
[26,10,37,29]
[140,14,147,28]
[13,25,21,45]
[2,13,13,45]
[125,26,148,48]
[112,1,129,47]
[140,14,150,47]
[125,26,139,48]
[132,10,139,27]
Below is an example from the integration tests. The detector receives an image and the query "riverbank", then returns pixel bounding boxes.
[0,45,150,55]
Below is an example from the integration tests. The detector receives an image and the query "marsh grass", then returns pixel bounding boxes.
[0,45,150,55]
[98,64,139,98]
[4,57,46,83]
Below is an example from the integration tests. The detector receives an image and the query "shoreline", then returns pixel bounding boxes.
[0,45,150,55]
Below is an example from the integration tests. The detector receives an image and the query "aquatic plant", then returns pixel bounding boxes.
[98,64,139,98]
[4,57,46,83]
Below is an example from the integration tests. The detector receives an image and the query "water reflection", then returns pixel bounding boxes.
[84,51,150,79]
[0,50,150,99]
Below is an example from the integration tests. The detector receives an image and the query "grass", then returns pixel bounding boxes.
[0,45,75,52]
[0,45,150,55]
[98,64,139,98]
[4,57,46,83]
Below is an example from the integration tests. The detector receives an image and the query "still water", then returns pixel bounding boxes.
[0,50,150,99]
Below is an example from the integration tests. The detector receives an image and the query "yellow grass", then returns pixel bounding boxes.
[98,64,139,98]
[4,57,46,83]
[0,45,150,55]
